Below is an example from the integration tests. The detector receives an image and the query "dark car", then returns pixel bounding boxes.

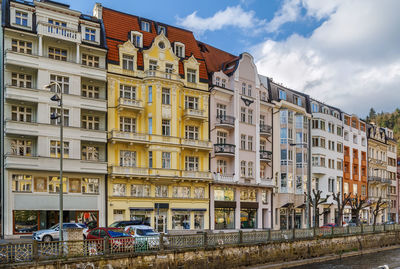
[86,227,134,254]
[109,220,146,228]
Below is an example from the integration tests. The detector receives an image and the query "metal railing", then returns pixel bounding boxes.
[259,124,272,135]
[214,143,235,154]
[260,150,272,161]
[216,115,235,126]
[2,224,399,265]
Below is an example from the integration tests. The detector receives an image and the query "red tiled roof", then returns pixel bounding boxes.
[197,41,239,75]
[102,7,208,81]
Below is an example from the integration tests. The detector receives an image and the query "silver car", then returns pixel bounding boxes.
[32,223,86,241]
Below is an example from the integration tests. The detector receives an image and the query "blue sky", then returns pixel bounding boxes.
[63,0,400,116]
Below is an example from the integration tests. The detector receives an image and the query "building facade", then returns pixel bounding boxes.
[342,114,368,223]
[384,128,397,222]
[2,0,107,238]
[310,100,343,226]
[199,43,274,230]
[97,5,211,233]
[266,77,311,230]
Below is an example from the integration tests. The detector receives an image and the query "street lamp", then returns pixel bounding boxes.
[44,82,64,241]
[290,139,312,229]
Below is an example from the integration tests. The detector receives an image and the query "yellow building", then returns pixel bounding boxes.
[96,5,211,232]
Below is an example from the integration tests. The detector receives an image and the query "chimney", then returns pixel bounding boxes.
[93,3,103,19]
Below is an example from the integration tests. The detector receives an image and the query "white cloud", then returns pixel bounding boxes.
[176,5,266,36]
[254,0,400,116]
[266,0,301,33]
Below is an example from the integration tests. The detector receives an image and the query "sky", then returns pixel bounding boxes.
[65,0,400,117]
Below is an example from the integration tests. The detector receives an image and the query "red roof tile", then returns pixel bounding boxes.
[197,41,239,75]
[102,7,208,81]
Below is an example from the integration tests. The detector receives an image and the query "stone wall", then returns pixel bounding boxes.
[8,231,400,269]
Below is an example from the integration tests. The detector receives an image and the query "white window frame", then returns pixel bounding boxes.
[120,85,136,100]
[11,105,32,122]
[82,178,99,194]
[84,27,96,42]
[119,117,136,132]
[82,115,100,130]
[15,10,28,26]
[185,156,199,171]
[12,174,32,192]
[10,139,32,156]
[185,96,199,109]
[162,88,170,105]
[141,21,150,32]
[50,140,69,158]
[187,68,197,83]
[82,53,99,67]
[82,84,100,99]
[50,74,69,94]
[120,151,136,167]
[162,119,170,136]
[122,54,134,70]
[81,145,99,161]
[162,152,171,169]
[131,184,151,197]
[50,107,69,126]
[185,126,199,140]
[174,42,185,58]
[130,31,143,48]
[113,183,126,196]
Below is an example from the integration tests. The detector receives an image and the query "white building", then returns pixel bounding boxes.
[1,0,107,238]
[384,128,398,222]
[310,100,343,226]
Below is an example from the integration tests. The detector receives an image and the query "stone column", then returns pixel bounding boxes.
[38,35,43,56]
[210,185,215,230]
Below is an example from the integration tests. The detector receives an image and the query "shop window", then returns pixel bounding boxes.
[194,213,204,230]
[172,211,190,230]
[82,178,99,194]
[214,186,235,201]
[69,178,81,193]
[48,176,67,193]
[215,208,235,229]
[113,209,125,221]
[240,209,257,229]
[34,177,47,192]
[130,210,151,226]
[78,212,98,229]
[14,210,38,234]
[12,174,32,192]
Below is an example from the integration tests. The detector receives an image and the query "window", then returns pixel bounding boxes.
[113,184,126,196]
[49,176,67,193]
[165,63,173,79]
[85,27,96,41]
[155,185,168,197]
[50,141,69,158]
[69,178,81,193]
[248,84,252,97]
[248,162,253,177]
[241,161,246,177]
[50,108,69,126]
[122,54,134,70]
[148,86,153,103]
[185,156,199,171]
[185,126,199,140]
[11,72,32,88]
[148,118,152,134]
[185,96,199,109]
[337,126,343,136]
[131,31,142,47]
[217,131,227,144]
[48,19,66,27]
[131,184,151,197]
[337,143,343,153]
[172,211,191,230]
[158,25,166,34]
[280,110,288,124]
[119,116,136,132]
[120,85,136,100]
[221,79,226,88]
[81,115,100,130]
[312,103,318,113]
[353,184,358,196]
[162,119,170,136]
[33,177,46,192]
[248,109,253,124]
[82,84,100,99]
[241,135,246,150]
[216,103,226,117]
[148,151,153,168]
[294,95,302,106]
[120,151,136,167]
[82,54,99,67]
[337,160,343,170]
[162,88,170,105]
[361,185,366,196]
[279,89,286,100]
[48,47,67,61]
[162,152,171,168]
[217,159,227,174]
[50,74,69,94]
[10,139,31,156]
[141,21,150,32]
[82,178,99,194]
[149,60,157,75]
[81,145,99,161]
[11,39,32,54]
[280,128,287,144]
[248,136,253,151]
[242,83,246,95]
[15,11,28,26]
[344,182,349,194]
[194,187,205,199]
[11,105,32,122]
[215,77,220,86]
[174,43,185,58]
[241,107,246,122]
[187,69,196,83]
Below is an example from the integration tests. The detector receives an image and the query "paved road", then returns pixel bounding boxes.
[292,248,400,269]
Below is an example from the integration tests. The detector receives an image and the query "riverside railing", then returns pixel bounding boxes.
[2,224,400,265]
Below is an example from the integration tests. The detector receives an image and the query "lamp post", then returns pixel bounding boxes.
[45,82,64,241]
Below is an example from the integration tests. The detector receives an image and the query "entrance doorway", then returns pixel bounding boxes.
[154,210,168,233]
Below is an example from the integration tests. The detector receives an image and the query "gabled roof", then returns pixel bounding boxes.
[197,41,239,76]
[102,7,208,81]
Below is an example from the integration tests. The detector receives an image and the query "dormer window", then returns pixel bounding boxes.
[221,79,226,88]
[215,77,220,86]
[15,11,28,26]
[312,103,318,113]
[122,54,134,70]
[187,69,196,83]
[130,31,143,48]
[85,28,96,42]
[174,42,185,58]
[158,25,166,34]
[141,21,150,32]
[48,19,66,27]
[293,95,301,106]
[279,89,286,100]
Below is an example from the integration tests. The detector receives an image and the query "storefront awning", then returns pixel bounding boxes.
[154,203,169,209]
[281,203,294,208]
[171,208,207,212]
[240,202,259,209]
[215,201,236,208]
[129,208,153,211]
[296,204,306,209]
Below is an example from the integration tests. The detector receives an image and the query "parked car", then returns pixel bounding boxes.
[109,220,146,228]
[385,221,396,225]
[32,223,87,242]
[321,223,337,229]
[86,227,134,253]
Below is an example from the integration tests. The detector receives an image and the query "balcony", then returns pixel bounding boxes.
[215,115,235,129]
[213,173,237,183]
[143,70,181,81]
[5,85,40,103]
[260,124,272,137]
[108,130,148,143]
[117,98,144,112]
[368,176,392,185]
[184,108,207,121]
[214,144,235,156]
[259,177,275,187]
[182,171,212,180]
[181,139,212,150]
[5,154,107,174]
[110,165,148,177]
[260,150,272,162]
[149,168,180,178]
[37,21,81,43]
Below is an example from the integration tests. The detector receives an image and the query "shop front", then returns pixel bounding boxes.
[240,203,258,229]
[215,202,236,230]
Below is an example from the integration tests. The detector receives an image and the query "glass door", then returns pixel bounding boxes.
[154,210,168,233]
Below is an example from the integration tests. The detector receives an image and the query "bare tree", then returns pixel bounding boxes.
[348,195,369,226]
[305,189,332,227]
[372,196,388,228]
[332,192,352,227]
